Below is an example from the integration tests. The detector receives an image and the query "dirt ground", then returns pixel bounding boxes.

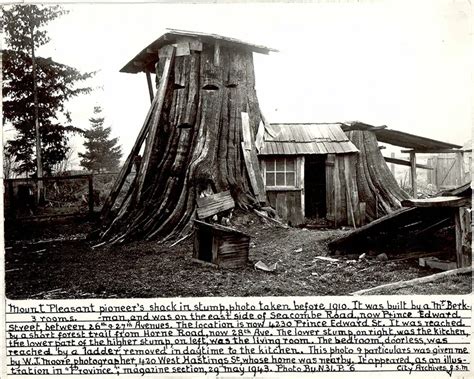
[5,213,472,299]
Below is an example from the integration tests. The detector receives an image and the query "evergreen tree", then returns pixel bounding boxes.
[79,106,122,173]
[2,5,94,176]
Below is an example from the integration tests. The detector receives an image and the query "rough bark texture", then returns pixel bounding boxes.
[101,42,264,244]
[346,130,409,221]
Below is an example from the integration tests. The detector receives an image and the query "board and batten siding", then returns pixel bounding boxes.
[262,156,305,226]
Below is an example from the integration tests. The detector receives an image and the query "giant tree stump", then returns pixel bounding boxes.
[101,33,275,244]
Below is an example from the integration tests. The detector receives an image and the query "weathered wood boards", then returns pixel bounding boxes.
[241,112,266,203]
[328,206,454,254]
[193,220,250,268]
[419,257,457,271]
[330,182,472,269]
[384,156,433,170]
[402,196,470,208]
[136,45,176,203]
[325,154,361,227]
[410,152,417,198]
[266,190,304,226]
[196,191,235,219]
[100,85,161,221]
[454,206,472,268]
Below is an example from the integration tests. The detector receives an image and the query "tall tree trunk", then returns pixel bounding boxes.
[30,24,44,202]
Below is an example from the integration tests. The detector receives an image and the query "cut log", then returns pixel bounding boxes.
[418,257,457,271]
[351,267,472,295]
[402,196,471,208]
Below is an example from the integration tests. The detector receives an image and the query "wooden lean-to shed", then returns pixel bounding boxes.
[258,123,361,227]
[193,220,250,268]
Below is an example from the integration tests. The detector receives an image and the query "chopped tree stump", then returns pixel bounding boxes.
[100,31,275,244]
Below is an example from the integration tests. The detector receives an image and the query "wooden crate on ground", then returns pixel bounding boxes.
[193,220,250,268]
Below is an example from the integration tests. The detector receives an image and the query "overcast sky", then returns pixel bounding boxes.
[6,1,473,167]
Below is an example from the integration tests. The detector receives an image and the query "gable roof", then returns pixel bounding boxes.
[259,123,359,155]
[121,29,278,74]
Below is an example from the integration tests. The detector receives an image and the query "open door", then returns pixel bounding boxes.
[304,155,327,219]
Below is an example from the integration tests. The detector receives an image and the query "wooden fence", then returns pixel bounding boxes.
[4,173,118,221]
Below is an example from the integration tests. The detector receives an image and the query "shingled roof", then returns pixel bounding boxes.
[259,123,359,155]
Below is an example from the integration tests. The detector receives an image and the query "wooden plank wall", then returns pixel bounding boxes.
[454,206,472,268]
[261,156,304,226]
[427,154,470,189]
[196,191,235,219]
[216,235,250,268]
[193,222,250,268]
[267,190,304,226]
[325,155,335,223]
[262,154,360,227]
[326,154,361,227]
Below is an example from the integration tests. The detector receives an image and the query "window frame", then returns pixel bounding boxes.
[264,156,299,190]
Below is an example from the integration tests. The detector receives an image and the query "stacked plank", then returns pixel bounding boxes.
[100,40,266,244]
[346,130,409,221]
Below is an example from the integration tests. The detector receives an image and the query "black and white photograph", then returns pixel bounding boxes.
[2,2,473,378]
[2,1,472,301]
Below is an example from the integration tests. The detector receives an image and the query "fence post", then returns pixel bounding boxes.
[88,175,94,216]
[7,180,15,219]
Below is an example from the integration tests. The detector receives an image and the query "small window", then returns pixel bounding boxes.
[265,157,297,187]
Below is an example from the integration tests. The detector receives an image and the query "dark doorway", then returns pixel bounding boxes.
[304,155,327,219]
[196,228,213,262]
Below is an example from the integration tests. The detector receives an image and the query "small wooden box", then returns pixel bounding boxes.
[193,220,250,268]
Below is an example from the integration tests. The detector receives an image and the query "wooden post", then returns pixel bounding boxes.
[325,154,335,224]
[88,175,94,216]
[455,151,464,186]
[30,28,44,204]
[8,180,15,219]
[454,206,471,268]
[390,152,395,176]
[145,71,154,103]
[410,151,417,198]
[299,156,305,221]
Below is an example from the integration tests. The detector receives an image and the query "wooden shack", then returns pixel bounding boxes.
[193,220,250,268]
[258,123,361,227]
